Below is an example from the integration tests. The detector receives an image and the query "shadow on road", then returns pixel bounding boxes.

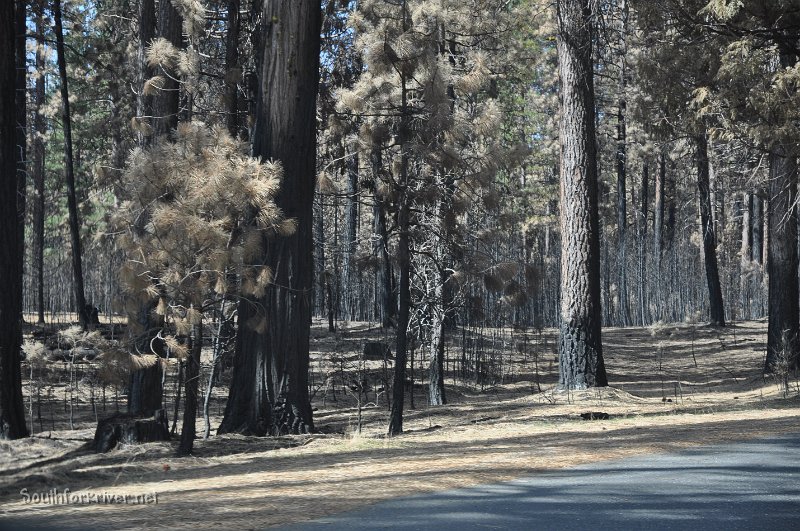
[291,433,800,530]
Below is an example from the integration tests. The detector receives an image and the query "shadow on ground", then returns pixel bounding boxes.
[289,433,800,531]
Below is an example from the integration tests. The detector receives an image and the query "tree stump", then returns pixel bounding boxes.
[580,412,610,420]
[84,304,100,330]
[93,409,169,452]
[363,341,392,361]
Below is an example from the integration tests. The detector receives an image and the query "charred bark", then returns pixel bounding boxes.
[152,0,182,137]
[388,166,411,434]
[556,0,608,389]
[615,0,630,327]
[741,192,753,263]
[93,411,169,453]
[33,1,46,324]
[313,194,326,316]
[372,147,395,328]
[127,0,171,413]
[178,323,202,455]
[427,288,447,406]
[653,152,665,275]
[54,0,89,328]
[740,192,753,318]
[127,360,163,417]
[220,0,320,436]
[639,160,649,325]
[752,194,764,264]
[219,298,271,435]
[695,134,725,327]
[665,163,677,250]
[765,148,799,373]
[136,0,155,142]
[0,0,28,439]
[342,151,359,321]
[225,0,241,137]
[126,298,167,414]
[15,0,26,309]
[388,15,413,433]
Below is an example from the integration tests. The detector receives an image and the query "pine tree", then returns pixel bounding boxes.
[556,0,608,389]
[54,0,89,328]
[126,0,207,417]
[115,122,287,453]
[694,1,800,362]
[0,0,28,440]
[341,0,529,427]
[219,0,321,436]
[691,132,726,327]
[31,0,47,325]
[615,0,632,326]
[633,0,728,327]
[15,0,27,310]
[135,0,156,144]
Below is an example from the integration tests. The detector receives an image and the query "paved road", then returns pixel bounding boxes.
[288,433,800,530]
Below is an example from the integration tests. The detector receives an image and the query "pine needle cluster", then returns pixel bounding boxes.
[113,121,286,356]
[337,0,535,337]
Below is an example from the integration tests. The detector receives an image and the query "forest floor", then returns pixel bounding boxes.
[1,318,799,529]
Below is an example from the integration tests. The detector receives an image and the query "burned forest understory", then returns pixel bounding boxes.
[2,0,800,528]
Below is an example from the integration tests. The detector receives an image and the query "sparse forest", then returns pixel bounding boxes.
[1,0,800,527]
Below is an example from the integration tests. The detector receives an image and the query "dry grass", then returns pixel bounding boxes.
[1,318,799,529]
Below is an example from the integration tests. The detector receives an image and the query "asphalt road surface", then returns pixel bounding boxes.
[288,432,800,530]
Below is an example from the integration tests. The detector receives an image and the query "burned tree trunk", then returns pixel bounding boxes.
[0,0,28,440]
[220,1,320,436]
[752,194,764,264]
[136,0,155,142]
[638,160,649,325]
[127,359,163,417]
[653,152,665,273]
[341,151,359,321]
[556,0,608,389]
[54,0,89,328]
[695,134,725,327]
[32,0,46,324]
[225,0,241,137]
[387,23,413,433]
[178,323,202,455]
[427,290,447,406]
[653,153,665,322]
[15,0,26,306]
[152,0,182,137]
[615,0,630,327]
[388,162,411,434]
[740,191,753,318]
[765,148,799,373]
[313,194,326,316]
[372,147,395,328]
[219,298,271,434]
[126,0,173,413]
